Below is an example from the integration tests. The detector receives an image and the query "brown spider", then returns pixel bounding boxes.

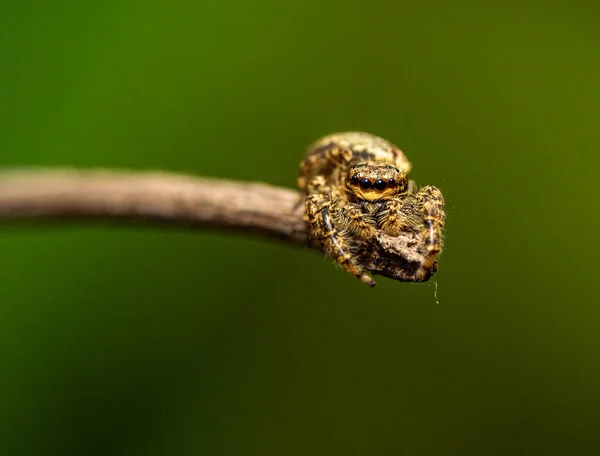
[298,132,445,287]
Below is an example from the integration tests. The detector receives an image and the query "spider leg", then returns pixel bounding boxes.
[299,175,328,221]
[377,190,421,237]
[378,198,405,237]
[415,185,445,280]
[341,204,376,239]
[306,190,375,287]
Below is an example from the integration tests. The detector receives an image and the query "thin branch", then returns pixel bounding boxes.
[0,169,435,283]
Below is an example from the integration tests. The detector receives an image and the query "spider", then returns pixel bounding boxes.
[298,132,445,287]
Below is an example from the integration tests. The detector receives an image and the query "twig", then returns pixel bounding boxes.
[0,169,435,283]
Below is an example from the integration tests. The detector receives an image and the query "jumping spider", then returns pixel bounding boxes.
[298,132,445,287]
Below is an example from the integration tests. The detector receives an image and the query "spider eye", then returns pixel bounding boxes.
[359,178,372,189]
[388,178,396,186]
[351,175,360,185]
[373,179,386,191]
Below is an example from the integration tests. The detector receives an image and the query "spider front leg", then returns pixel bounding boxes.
[378,198,408,237]
[340,204,377,239]
[306,192,376,287]
[377,192,420,237]
[415,185,445,280]
[376,186,445,280]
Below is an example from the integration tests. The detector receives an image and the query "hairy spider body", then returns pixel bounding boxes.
[298,132,445,287]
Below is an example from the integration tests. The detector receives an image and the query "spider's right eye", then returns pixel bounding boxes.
[351,175,360,185]
[359,178,372,189]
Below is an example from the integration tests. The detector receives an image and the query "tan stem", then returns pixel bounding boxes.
[0,169,434,283]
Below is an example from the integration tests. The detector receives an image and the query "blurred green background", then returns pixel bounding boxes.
[1,1,599,454]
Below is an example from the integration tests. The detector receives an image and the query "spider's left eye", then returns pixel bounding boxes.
[351,175,360,185]
[373,179,387,190]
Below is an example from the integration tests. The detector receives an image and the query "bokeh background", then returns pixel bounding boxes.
[2,1,599,454]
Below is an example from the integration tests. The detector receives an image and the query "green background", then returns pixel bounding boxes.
[1,1,599,454]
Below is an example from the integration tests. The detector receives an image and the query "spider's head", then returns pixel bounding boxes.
[346,163,408,201]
